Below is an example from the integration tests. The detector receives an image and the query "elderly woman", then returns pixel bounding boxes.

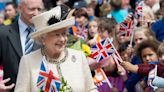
[14,5,98,92]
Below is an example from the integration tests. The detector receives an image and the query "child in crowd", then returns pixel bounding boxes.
[108,0,129,23]
[71,8,89,41]
[91,17,126,92]
[88,17,118,70]
[121,40,164,92]
[124,26,158,92]
[119,41,133,62]
[157,42,164,65]
[137,2,155,27]
[133,26,156,46]
[87,18,101,46]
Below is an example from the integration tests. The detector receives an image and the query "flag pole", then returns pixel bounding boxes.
[107,38,123,63]
[130,21,135,46]
[130,29,134,46]
[100,68,113,88]
[112,54,126,75]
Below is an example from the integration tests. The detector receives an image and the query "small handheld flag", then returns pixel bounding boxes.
[37,57,61,92]
[93,68,113,88]
[89,39,114,62]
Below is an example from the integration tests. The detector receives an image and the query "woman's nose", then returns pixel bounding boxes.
[58,34,65,41]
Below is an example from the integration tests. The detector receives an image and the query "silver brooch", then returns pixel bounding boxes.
[71,55,76,62]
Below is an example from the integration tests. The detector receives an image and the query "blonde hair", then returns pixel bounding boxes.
[157,42,164,57]
[134,26,156,40]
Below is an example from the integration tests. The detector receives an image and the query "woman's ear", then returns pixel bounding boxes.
[38,35,46,45]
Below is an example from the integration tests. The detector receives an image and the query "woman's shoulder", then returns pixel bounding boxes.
[21,49,42,63]
[20,49,42,68]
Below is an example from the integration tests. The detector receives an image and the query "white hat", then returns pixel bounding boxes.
[30,5,75,39]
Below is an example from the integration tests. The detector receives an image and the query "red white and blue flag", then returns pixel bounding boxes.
[93,68,106,86]
[89,39,114,62]
[147,65,158,90]
[119,14,134,37]
[135,1,144,18]
[37,57,61,92]
[93,68,113,88]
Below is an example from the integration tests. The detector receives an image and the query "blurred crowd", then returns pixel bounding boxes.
[0,0,164,92]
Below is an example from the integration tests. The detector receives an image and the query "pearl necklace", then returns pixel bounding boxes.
[41,48,68,64]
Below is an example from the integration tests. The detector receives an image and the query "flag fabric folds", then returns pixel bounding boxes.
[93,68,107,87]
[37,57,61,92]
[93,68,113,88]
[135,1,144,19]
[147,65,158,90]
[89,39,114,62]
[118,14,134,37]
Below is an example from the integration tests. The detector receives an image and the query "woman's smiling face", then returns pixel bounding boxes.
[42,28,68,55]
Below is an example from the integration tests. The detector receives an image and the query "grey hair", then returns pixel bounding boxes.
[34,34,47,45]
[19,0,27,5]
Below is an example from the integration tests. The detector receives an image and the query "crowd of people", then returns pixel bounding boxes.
[0,0,164,92]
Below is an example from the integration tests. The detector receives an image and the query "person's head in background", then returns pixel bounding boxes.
[110,0,122,10]
[154,9,163,19]
[121,0,130,9]
[159,0,164,17]
[18,0,44,26]
[137,4,155,27]
[4,2,17,20]
[144,0,159,8]
[157,42,164,65]
[73,8,89,27]
[134,26,156,46]
[87,18,100,46]
[119,41,132,61]
[98,17,117,40]
[88,18,98,39]
[99,0,111,17]
[136,39,160,64]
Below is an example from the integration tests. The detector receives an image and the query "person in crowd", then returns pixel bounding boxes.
[152,42,164,89]
[108,0,129,23]
[137,2,155,27]
[14,5,98,92]
[145,0,160,13]
[124,26,157,92]
[0,0,44,91]
[88,17,127,92]
[87,18,100,46]
[151,0,164,42]
[3,2,17,25]
[133,26,156,46]
[157,42,164,65]
[121,40,164,92]
[71,8,89,41]
[119,41,133,62]
[99,0,111,17]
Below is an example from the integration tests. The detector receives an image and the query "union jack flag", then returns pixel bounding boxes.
[119,18,133,37]
[76,26,88,41]
[89,39,114,62]
[37,57,61,92]
[135,1,144,18]
[93,68,107,87]
[147,65,158,90]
